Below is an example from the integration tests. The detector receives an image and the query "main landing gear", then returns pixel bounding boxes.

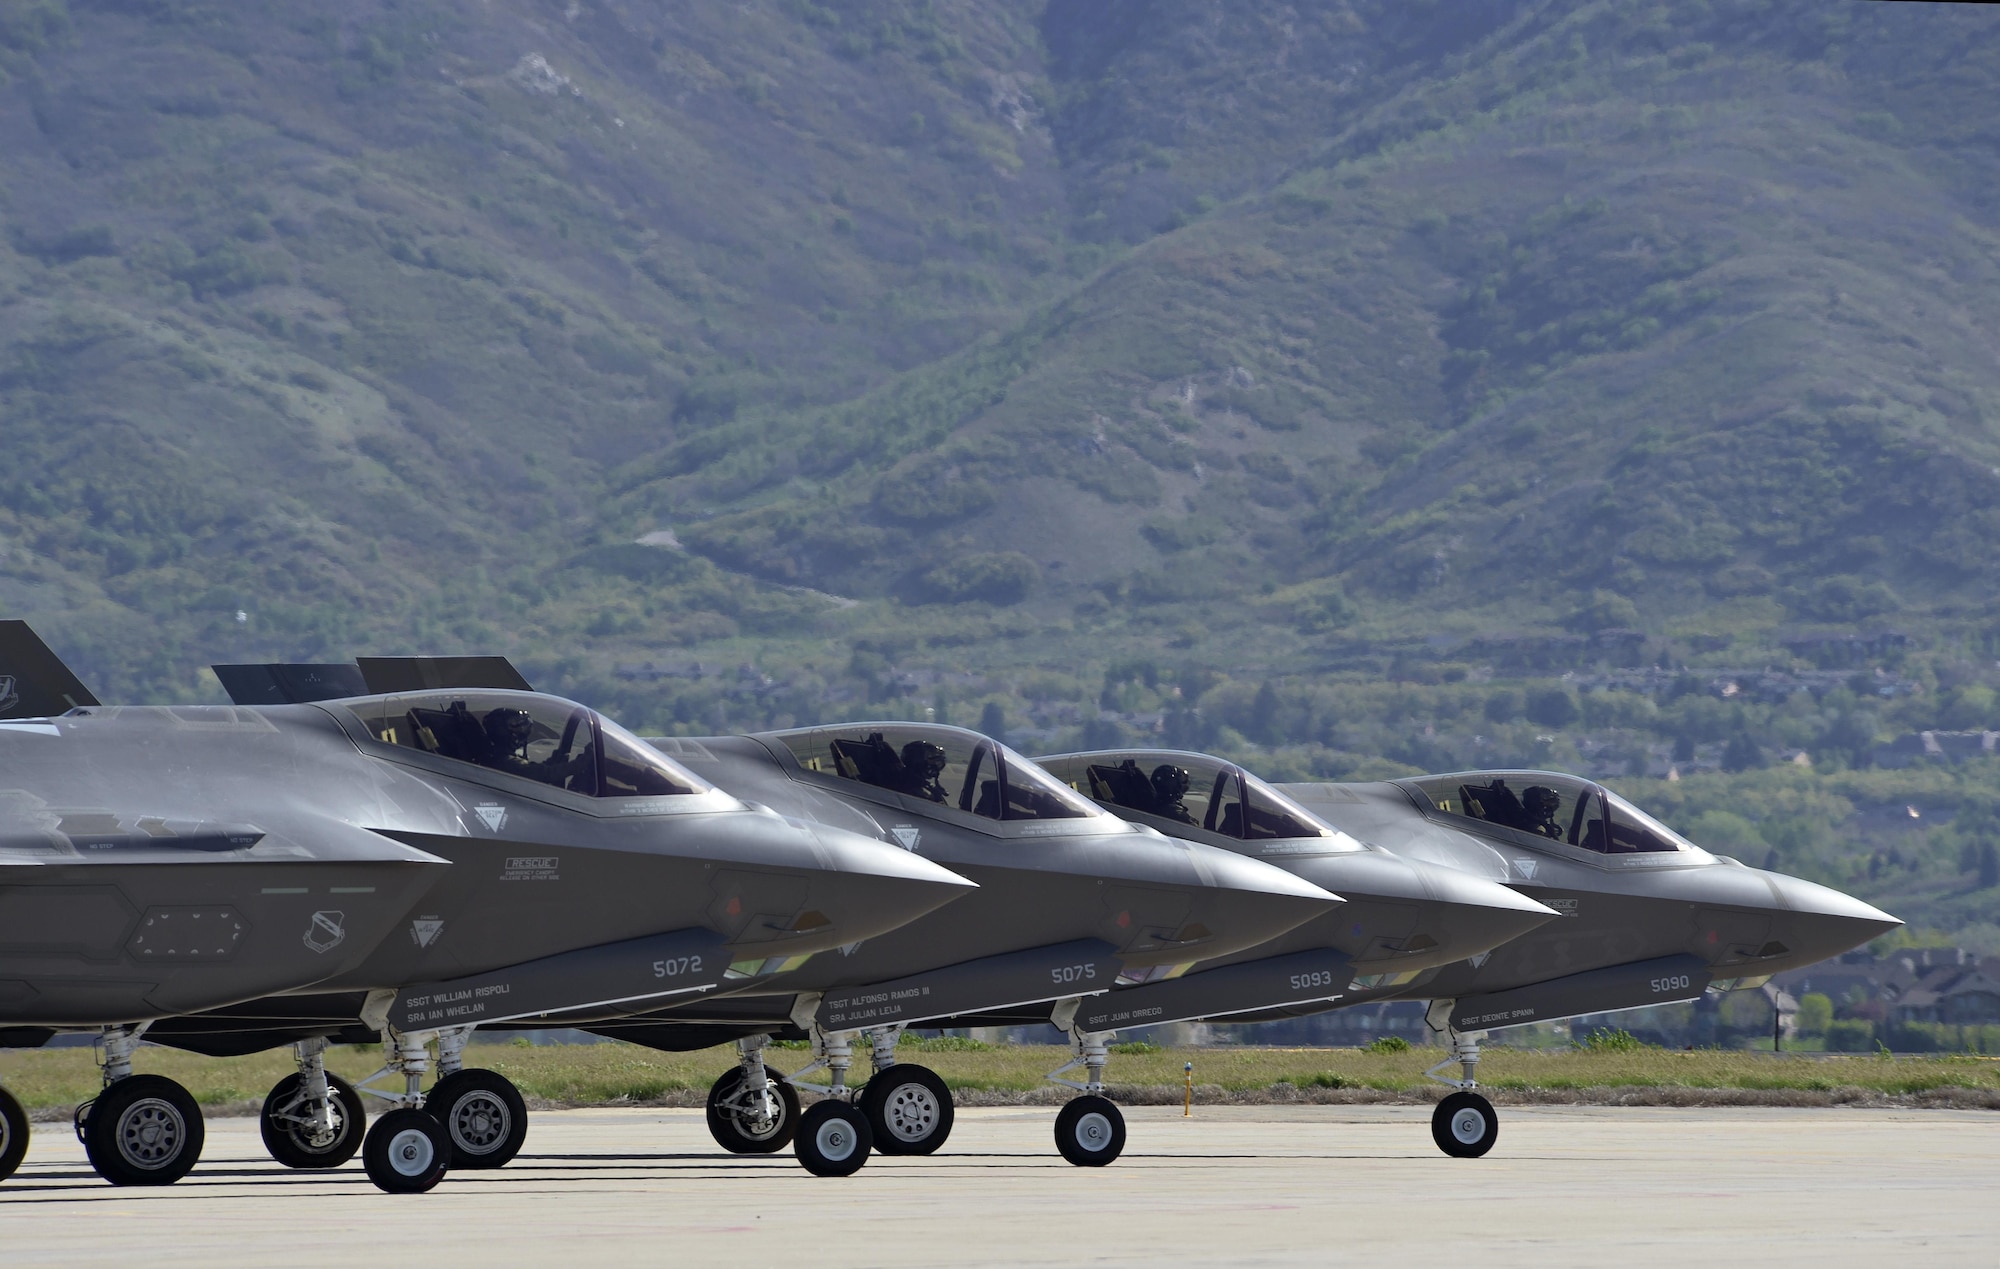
[706,1036,801,1154]
[261,1036,365,1169]
[74,1024,205,1186]
[0,1084,29,1182]
[1044,1010,1125,1168]
[1424,1001,1498,1159]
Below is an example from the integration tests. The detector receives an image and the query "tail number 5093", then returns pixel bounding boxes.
[1290,969,1338,991]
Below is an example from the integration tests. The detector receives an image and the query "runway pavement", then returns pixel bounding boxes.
[3,1104,1993,1266]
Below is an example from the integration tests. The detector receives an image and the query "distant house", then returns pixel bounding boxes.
[1888,963,2000,1026]
[1874,730,2000,768]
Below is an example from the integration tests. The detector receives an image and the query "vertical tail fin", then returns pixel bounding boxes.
[0,621,101,717]
[355,656,534,694]
[211,663,370,705]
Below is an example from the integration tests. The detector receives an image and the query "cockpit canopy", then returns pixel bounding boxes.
[342,690,711,799]
[1038,750,1353,846]
[1401,771,1694,856]
[768,723,1103,824]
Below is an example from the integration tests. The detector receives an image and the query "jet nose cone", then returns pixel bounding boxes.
[789,822,977,945]
[1307,852,1558,970]
[1190,850,1344,960]
[1766,873,1902,965]
[1418,864,1561,963]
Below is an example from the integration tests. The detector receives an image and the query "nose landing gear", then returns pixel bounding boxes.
[1045,1007,1125,1167]
[1424,1000,1498,1159]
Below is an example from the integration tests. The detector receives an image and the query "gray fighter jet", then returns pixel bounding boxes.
[0,633,975,1192]
[176,656,1346,1180]
[1037,748,1899,1157]
[532,721,1350,1175]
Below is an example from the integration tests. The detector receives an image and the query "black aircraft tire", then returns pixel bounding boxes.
[83,1075,205,1186]
[705,1066,801,1154]
[0,1085,28,1181]
[1432,1091,1499,1159]
[1054,1095,1125,1168]
[260,1072,365,1169]
[428,1070,528,1169]
[794,1100,872,1178]
[859,1064,954,1156]
[363,1108,451,1193]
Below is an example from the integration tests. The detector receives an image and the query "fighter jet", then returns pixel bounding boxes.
[0,631,975,1193]
[199,664,1339,1178]
[529,720,1349,1176]
[1042,749,1899,1158]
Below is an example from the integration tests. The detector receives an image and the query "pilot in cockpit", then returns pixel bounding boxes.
[897,740,950,803]
[1150,764,1197,824]
[483,707,593,789]
[1521,785,1566,840]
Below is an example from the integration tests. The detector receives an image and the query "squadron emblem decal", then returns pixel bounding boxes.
[1512,857,1539,880]
[473,803,508,833]
[302,910,346,954]
[891,825,921,851]
[410,917,445,948]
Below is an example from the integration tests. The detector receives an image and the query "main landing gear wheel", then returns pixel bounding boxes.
[0,1085,27,1181]
[363,1108,451,1193]
[1432,1091,1499,1159]
[83,1075,205,1186]
[859,1063,953,1156]
[794,1100,872,1178]
[260,1072,364,1170]
[428,1069,528,1169]
[706,1066,801,1154]
[1054,1095,1125,1168]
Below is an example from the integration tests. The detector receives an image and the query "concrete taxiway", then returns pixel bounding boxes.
[3,1105,1993,1266]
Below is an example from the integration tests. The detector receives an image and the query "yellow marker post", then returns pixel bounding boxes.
[1183,1061,1193,1117]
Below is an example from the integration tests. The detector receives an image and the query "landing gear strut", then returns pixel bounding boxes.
[781,1023,875,1176]
[77,1024,205,1186]
[261,1036,365,1169]
[858,1025,953,1156]
[1046,1005,1125,1167]
[706,1035,801,1154]
[1424,1000,1498,1158]
[426,1027,527,1169]
[352,1026,453,1192]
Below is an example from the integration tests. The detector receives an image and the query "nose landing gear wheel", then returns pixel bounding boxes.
[706,1065,802,1154]
[1054,1095,1125,1167]
[0,1085,28,1181]
[260,1072,365,1169]
[1432,1091,1498,1158]
[794,1100,872,1177]
[859,1063,953,1156]
[363,1108,452,1193]
[427,1070,528,1169]
[83,1075,205,1186]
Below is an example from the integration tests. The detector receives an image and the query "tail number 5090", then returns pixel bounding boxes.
[1649,973,1691,993]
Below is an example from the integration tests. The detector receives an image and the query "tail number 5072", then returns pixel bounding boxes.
[654,955,705,979]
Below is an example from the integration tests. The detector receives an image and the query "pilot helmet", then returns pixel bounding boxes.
[483,707,536,753]
[1150,763,1192,801]
[1523,785,1563,817]
[901,740,948,778]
